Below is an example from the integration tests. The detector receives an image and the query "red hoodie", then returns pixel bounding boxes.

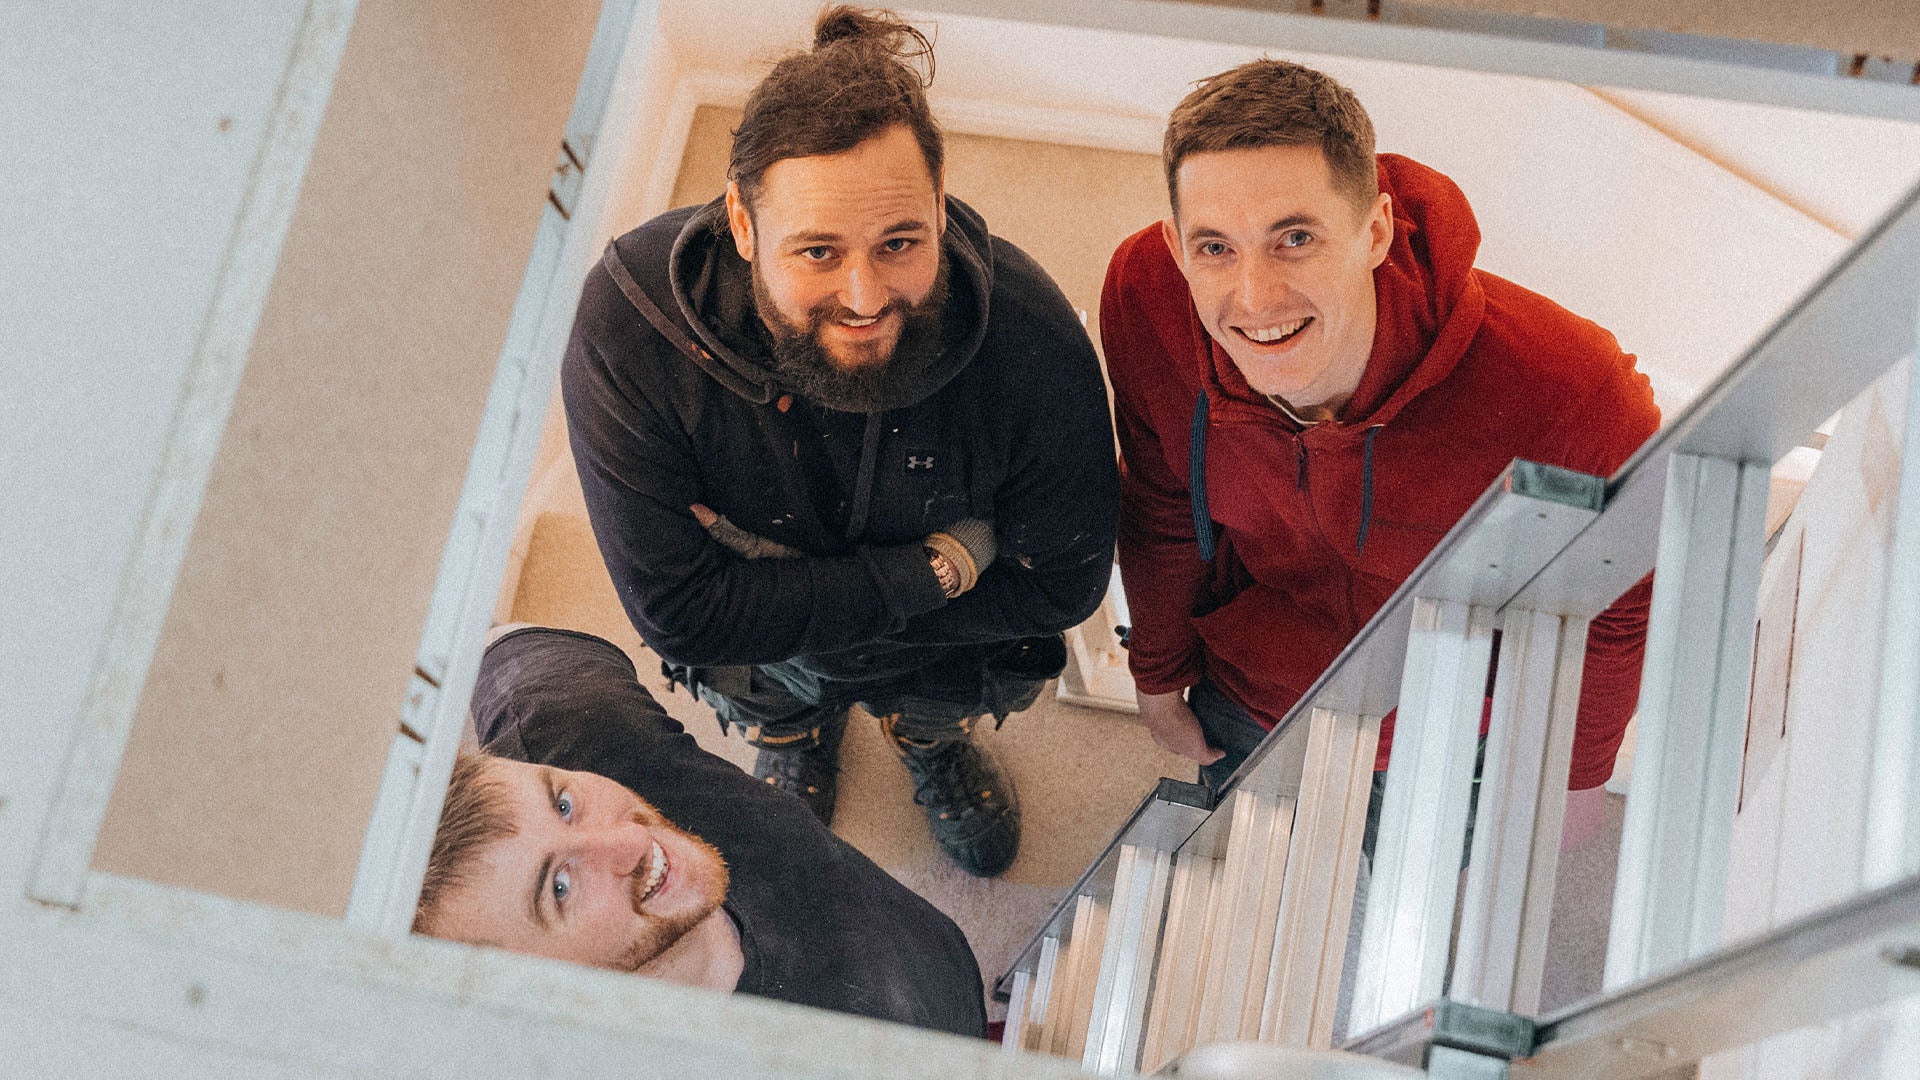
[1103,154,1658,790]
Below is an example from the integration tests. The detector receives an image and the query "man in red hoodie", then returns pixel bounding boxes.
[1103,60,1658,840]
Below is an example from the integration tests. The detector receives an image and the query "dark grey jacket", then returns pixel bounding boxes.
[561,196,1117,678]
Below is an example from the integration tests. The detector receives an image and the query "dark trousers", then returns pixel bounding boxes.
[669,635,1066,748]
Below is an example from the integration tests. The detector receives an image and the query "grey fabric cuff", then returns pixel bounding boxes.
[936,517,997,570]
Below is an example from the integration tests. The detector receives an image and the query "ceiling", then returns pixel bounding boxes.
[649,0,1920,415]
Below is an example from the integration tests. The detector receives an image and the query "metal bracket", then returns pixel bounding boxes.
[1344,999,1535,1076]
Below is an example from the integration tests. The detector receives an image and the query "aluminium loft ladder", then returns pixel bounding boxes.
[997,180,1920,1079]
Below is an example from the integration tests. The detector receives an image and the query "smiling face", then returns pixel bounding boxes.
[425,757,728,972]
[727,123,946,374]
[1166,143,1394,418]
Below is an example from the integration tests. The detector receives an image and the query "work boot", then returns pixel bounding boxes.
[886,720,1021,877]
[750,710,849,826]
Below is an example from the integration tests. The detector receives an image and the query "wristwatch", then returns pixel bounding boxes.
[926,548,963,599]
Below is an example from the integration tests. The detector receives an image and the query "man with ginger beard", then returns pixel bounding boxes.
[560,7,1116,876]
[414,626,987,1035]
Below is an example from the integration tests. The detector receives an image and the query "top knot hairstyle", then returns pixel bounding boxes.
[1163,59,1378,218]
[728,6,944,211]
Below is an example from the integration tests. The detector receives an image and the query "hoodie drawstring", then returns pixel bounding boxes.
[1189,392,1215,562]
[1357,424,1384,555]
[845,413,884,541]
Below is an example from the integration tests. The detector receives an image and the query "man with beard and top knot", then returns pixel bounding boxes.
[414,626,986,1036]
[1103,60,1659,850]
[561,7,1116,877]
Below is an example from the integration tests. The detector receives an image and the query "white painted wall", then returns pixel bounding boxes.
[0,0,327,897]
[89,0,603,920]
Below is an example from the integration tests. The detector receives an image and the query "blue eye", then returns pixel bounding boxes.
[1198,241,1228,257]
[552,867,571,905]
[882,237,914,253]
[800,246,833,261]
[556,792,573,821]
[1280,229,1312,248]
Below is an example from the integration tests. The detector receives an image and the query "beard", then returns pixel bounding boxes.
[612,808,732,972]
[751,255,951,412]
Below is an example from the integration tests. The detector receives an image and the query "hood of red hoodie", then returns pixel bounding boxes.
[1197,153,1488,433]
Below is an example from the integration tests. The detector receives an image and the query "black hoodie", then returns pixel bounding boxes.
[561,196,1117,679]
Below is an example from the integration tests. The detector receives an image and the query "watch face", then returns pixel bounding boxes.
[929,552,961,597]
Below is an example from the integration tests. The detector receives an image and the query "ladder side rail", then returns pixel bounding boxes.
[1452,609,1589,1014]
[1605,455,1771,987]
[1525,868,1920,1079]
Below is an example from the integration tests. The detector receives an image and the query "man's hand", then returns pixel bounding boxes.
[1136,688,1225,765]
[691,504,800,560]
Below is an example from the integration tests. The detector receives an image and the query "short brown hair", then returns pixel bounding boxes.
[1163,59,1377,217]
[728,6,944,211]
[413,752,517,935]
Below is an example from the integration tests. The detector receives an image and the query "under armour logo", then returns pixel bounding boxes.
[905,454,936,471]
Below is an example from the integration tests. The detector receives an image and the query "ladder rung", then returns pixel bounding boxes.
[1081,843,1175,1074]
[1453,607,1588,1013]
[1053,893,1108,1059]
[1193,789,1294,1044]
[1261,707,1380,1047]
[1350,598,1498,1031]
[1607,454,1771,986]
[1140,849,1219,1072]
[1002,967,1034,1054]
[1023,934,1061,1053]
